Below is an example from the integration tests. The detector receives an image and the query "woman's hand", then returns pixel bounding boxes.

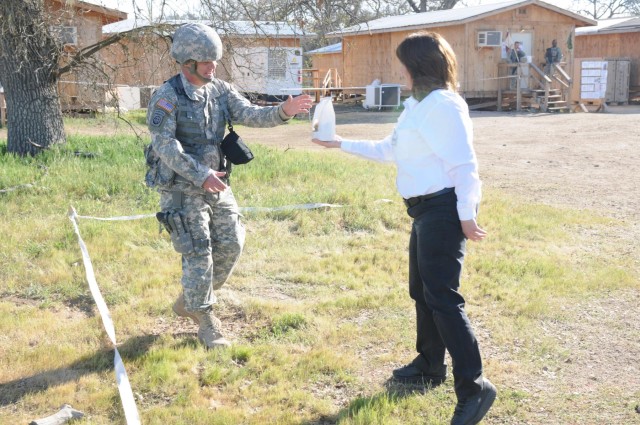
[312,138,342,148]
[461,219,487,242]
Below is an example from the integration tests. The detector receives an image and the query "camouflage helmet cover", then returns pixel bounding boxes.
[170,23,223,64]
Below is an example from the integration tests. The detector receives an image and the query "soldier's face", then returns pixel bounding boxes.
[185,60,217,86]
[196,61,217,80]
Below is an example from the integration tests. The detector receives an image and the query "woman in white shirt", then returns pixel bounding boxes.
[312,32,496,425]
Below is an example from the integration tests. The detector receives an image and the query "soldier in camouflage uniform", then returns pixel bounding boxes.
[146,23,312,348]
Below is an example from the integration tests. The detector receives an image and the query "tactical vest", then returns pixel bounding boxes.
[168,74,217,145]
[167,74,229,173]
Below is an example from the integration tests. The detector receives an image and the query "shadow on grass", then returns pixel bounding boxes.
[298,378,442,425]
[0,334,161,407]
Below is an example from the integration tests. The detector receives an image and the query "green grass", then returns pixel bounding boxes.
[0,114,637,424]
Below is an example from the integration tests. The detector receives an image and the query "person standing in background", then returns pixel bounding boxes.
[509,41,526,74]
[544,39,563,75]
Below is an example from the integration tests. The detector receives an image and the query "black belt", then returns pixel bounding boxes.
[403,187,454,208]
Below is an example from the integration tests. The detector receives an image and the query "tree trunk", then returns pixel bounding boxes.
[1,62,66,156]
[0,0,66,156]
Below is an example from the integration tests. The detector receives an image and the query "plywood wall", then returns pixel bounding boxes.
[309,53,344,84]
[575,32,640,87]
[342,4,584,98]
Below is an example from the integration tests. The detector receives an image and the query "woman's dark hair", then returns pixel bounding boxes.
[395,32,458,100]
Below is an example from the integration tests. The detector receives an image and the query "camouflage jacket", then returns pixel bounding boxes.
[146,73,289,193]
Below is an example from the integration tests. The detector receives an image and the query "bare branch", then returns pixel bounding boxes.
[57,24,177,77]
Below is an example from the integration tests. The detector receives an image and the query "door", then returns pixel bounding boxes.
[512,32,533,89]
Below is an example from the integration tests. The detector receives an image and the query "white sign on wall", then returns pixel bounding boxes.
[580,61,608,100]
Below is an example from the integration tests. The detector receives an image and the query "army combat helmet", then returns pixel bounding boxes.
[170,23,223,64]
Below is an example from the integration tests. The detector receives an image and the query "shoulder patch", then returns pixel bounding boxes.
[151,109,166,127]
[155,98,175,113]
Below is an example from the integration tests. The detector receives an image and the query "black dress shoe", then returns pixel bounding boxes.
[392,363,447,385]
[450,378,496,425]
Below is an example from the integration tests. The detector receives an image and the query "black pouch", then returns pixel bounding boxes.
[221,122,254,165]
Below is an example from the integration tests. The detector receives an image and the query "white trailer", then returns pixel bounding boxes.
[229,46,303,99]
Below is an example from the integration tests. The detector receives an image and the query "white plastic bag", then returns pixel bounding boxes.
[311,97,336,141]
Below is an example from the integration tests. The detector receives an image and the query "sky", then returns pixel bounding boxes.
[94,0,202,16]
[94,0,582,18]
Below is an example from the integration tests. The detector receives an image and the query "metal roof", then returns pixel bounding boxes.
[103,19,314,38]
[52,0,127,22]
[328,0,595,36]
[576,17,640,35]
[307,42,342,54]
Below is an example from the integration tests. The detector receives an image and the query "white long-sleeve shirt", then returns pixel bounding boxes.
[341,89,481,220]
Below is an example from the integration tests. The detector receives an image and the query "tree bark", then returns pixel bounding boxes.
[0,0,66,156]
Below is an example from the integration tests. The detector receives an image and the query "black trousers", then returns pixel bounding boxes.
[407,191,483,400]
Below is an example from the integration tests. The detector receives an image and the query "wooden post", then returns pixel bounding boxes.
[0,92,5,127]
[516,64,522,111]
[543,79,550,112]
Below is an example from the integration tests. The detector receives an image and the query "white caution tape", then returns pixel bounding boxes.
[76,213,156,221]
[65,200,358,422]
[240,202,343,213]
[0,183,35,193]
[75,203,345,222]
[68,207,141,425]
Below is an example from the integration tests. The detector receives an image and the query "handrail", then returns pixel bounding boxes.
[553,64,572,84]
[530,63,552,84]
[333,68,342,88]
[322,70,332,88]
[553,75,570,88]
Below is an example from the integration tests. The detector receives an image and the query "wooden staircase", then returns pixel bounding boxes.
[546,90,567,111]
[497,62,572,112]
[532,88,569,112]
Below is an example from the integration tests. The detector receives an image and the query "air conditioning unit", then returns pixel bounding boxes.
[477,31,502,47]
[51,26,78,46]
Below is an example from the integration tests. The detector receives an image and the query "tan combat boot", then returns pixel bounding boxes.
[172,293,200,325]
[195,309,231,349]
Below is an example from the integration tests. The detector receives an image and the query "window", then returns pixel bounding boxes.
[517,7,527,15]
[268,49,287,80]
[51,26,78,46]
[477,31,502,47]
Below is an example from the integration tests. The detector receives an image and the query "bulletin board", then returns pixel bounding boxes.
[579,61,608,100]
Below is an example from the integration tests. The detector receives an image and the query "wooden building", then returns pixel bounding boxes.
[306,42,344,93]
[48,0,127,110]
[102,19,313,105]
[573,17,640,103]
[327,0,595,108]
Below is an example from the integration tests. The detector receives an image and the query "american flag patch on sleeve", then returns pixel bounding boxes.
[156,98,175,113]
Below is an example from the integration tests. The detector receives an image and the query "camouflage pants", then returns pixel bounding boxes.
[160,188,245,312]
